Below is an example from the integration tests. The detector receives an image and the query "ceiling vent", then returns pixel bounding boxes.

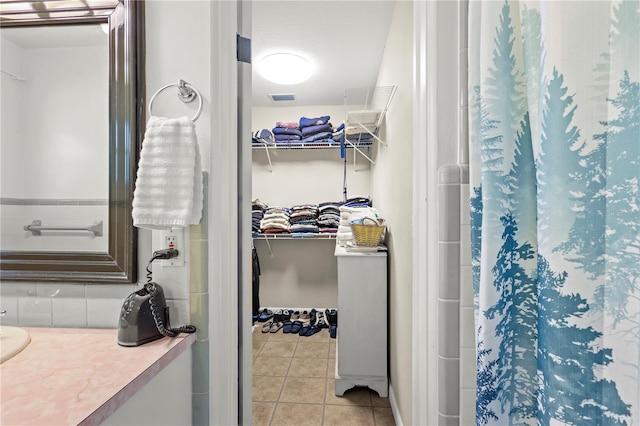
[269,93,295,102]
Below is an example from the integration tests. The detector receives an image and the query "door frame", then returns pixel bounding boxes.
[209,2,437,425]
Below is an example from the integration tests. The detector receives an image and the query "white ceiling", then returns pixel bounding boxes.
[251,0,395,107]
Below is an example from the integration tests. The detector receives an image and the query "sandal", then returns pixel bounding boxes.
[303,325,322,337]
[299,310,311,323]
[290,320,303,334]
[261,321,273,333]
[258,309,274,322]
[298,323,312,336]
[282,321,293,333]
[270,321,284,333]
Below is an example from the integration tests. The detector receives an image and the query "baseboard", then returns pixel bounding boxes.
[389,383,404,426]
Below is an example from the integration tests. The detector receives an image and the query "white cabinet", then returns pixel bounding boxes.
[334,245,388,397]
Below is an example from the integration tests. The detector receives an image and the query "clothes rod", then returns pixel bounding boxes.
[24,220,103,236]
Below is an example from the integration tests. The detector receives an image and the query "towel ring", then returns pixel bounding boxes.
[148,80,203,122]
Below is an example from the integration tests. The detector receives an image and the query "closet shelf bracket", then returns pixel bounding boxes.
[343,85,396,165]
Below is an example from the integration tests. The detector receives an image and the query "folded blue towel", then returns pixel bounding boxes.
[301,123,333,137]
[299,115,330,128]
[272,126,303,136]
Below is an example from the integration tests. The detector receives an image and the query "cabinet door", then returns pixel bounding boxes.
[336,254,387,377]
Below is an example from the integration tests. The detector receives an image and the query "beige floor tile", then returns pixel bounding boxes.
[325,379,372,407]
[294,341,330,359]
[261,340,297,357]
[267,331,300,341]
[270,402,323,426]
[302,329,331,342]
[329,341,336,358]
[252,375,285,402]
[253,327,271,340]
[370,393,391,408]
[279,377,327,404]
[252,401,276,426]
[288,357,328,378]
[254,337,267,349]
[253,355,292,377]
[323,405,375,426]
[373,407,395,426]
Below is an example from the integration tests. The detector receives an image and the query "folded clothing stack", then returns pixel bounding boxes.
[317,202,341,233]
[252,129,275,145]
[252,199,268,235]
[290,204,319,234]
[344,130,374,145]
[272,121,303,145]
[260,206,291,234]
[299,115,335,144]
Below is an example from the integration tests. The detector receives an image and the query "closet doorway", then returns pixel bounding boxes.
[247,2,396,425]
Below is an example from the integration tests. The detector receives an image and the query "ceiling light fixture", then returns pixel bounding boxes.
[257,53,313,85]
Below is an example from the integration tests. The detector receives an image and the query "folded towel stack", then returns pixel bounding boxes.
[132,116,203,230]
[299,115,334,144]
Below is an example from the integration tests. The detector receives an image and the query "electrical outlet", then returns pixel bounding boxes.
[162,229,184,267]
[165,235,177,250]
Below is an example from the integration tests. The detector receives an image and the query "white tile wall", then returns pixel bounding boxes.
[0,282,136,329]
[438,168,474,426]
[438,164,462,424]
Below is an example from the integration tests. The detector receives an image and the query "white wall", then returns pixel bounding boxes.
[144,2,212,424]
[369,2,414,424]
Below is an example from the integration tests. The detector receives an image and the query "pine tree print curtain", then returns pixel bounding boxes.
[469,1,639,424]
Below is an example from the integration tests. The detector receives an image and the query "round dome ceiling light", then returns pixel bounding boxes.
[257,53,313,85]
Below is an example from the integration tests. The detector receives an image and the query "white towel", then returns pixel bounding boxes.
[132,116,203,230]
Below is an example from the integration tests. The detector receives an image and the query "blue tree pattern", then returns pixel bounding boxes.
[536,69,587,252]
[476,326,499,426]
[471,1,639,423]
[485,214,538,423]
[536,255,631,425]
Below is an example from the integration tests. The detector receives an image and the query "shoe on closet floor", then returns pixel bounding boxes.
[290,321,304,334]
[269,322,284,333]
[329,324,337,339]
[261,321,273,333]
[325,309,338,326]
[257,309,274,322]
[290,311,300,321]
[299,310,311,323]
[282,321,293,333]
[273,309,283,322]
[316,312,329,329]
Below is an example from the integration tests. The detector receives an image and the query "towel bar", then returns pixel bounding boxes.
[148,79,203,122]
[24,220,103,237]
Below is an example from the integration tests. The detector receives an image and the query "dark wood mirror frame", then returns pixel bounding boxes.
[0,0,144,283]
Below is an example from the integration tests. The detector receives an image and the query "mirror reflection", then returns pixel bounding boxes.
[1,24,110,253]
[0,0,143,283]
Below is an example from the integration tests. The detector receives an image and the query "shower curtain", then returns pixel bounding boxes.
[469,1,639,425]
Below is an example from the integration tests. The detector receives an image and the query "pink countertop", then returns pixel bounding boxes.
[0,327,195,425]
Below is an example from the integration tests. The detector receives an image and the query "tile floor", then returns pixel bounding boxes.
[252,325,395,426]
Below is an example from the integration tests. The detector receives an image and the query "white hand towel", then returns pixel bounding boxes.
[132,116,203,230]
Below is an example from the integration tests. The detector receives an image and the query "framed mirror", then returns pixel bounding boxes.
[0,0,144,283]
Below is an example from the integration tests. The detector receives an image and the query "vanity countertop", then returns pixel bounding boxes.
[0,327,195,425]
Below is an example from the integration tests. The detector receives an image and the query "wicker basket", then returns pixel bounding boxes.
[350,217,385,247]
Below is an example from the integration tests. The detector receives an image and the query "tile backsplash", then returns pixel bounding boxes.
[0,282,136,328]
